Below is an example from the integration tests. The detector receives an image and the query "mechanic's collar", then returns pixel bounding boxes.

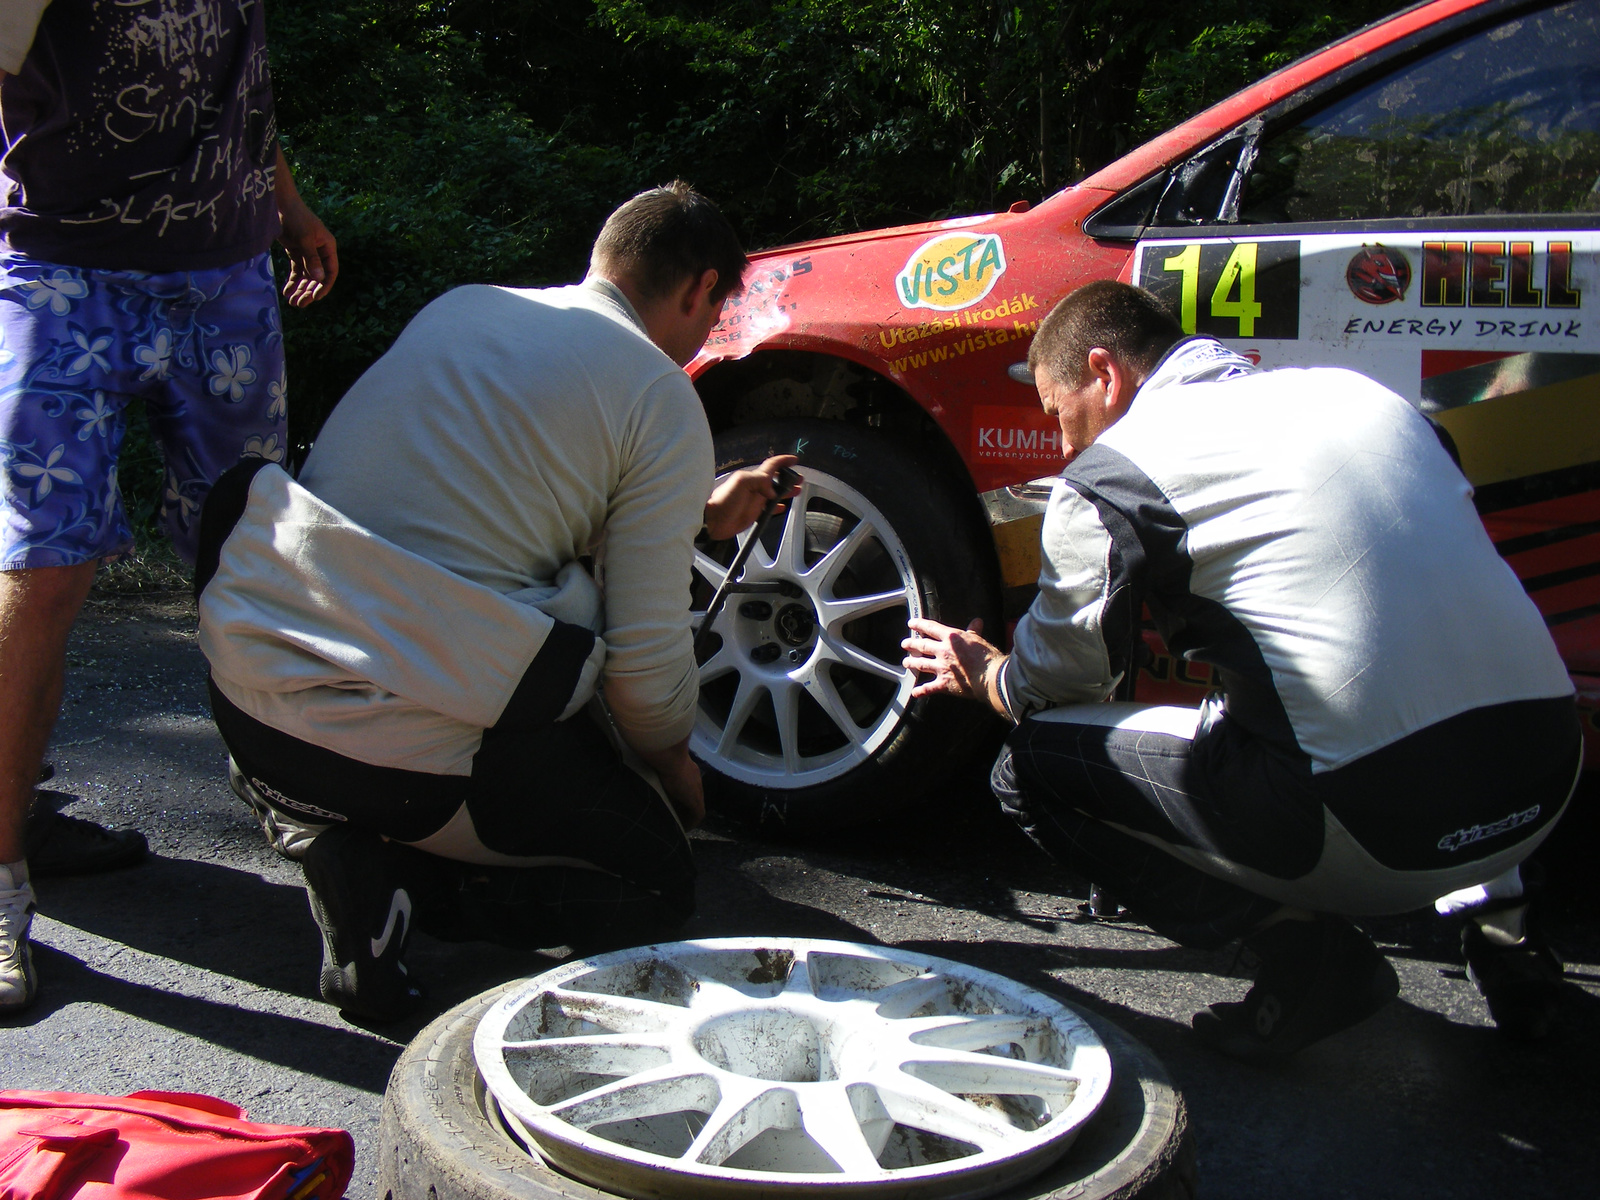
[583,277,650,338]
[1138,335,1257,396]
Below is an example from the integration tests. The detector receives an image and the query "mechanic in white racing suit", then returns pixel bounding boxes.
[196,183,795,1020]
[904,280,1580,1061]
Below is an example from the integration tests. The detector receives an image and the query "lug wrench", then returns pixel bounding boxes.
[694,465,801,659]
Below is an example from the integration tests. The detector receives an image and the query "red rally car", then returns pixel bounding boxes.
[687,0,1600,832]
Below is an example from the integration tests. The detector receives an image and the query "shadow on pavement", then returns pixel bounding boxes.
[34,854,322,996]
[13,943,399,1095]
[30,849,575,1050]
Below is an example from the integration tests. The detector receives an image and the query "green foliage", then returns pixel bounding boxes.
[262,0,1399,449]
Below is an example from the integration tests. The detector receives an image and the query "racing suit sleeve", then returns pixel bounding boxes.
[997,480,1136,720]
[598,372,716,752]
[0,0,50,74]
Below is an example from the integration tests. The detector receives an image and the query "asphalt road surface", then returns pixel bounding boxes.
[5,592,1598,1198]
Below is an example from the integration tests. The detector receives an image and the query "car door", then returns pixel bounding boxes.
[1100,0,1600,740]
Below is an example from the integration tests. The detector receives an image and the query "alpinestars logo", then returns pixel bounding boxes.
[252,778,346,823]
[1437,806,1540,853]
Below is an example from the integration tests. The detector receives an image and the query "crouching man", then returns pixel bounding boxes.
[904,281,1580,1061]
[196,183,794,1020]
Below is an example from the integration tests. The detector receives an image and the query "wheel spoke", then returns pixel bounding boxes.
[687,1082,789,1166]
[544,987,679,1035]
[501,1035,670,1079]
[901,1052,1083,1099]
[817,586,909,631]
[549,1065,716,1127]
[693,548,730,587]
[802,518,872,592]
[696,641,736,683]
[781,949,818,997]
[905,1014,1052,1054]
[820,634,908,685]
[873,974,949,1019]
[798,665,865,745]
[772,481,812,577]
[716,676,767,757]
[867,1071,1020,1149]
[770,678,801,772]
[797,1086,884,1175]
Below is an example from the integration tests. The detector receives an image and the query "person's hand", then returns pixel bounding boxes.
[902,617,1006,708]
[277,198,338,308]
[703,455,800,541]
[638,740,705,829]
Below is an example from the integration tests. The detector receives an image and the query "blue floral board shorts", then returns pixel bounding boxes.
[0,252,286,569]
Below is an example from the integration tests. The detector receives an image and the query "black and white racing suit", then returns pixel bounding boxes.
[992,337,1580,946]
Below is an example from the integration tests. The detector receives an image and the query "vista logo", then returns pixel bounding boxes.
[896,232,1007,311]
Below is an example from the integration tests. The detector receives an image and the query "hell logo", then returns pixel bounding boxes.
[896,232,1007,312]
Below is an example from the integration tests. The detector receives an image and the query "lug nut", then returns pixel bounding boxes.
[739,601,773,620]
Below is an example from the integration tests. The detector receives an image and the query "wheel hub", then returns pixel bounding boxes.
[474,938,1113,1199]
[774,602,816,648]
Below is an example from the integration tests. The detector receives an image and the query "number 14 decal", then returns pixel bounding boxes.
[1138,240,1300,340]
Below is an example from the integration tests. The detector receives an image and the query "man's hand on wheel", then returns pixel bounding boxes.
[902,617,1008,714]
[703,454,800,541]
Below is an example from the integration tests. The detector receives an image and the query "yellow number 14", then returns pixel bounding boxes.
[1160,242,1262,338]
[1210,243,1261,337]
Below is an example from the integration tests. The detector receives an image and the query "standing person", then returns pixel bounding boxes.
[0,0,338,1013]
[196,182,795,1021]
[904,281,1580,1061]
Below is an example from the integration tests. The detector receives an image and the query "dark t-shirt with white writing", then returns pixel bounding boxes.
[0,0,280,272]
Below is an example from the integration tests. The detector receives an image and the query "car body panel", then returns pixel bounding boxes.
[691,0,1600,765]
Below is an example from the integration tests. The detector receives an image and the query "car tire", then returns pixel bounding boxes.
[377,981,1196,1200]
[693,419,1002,835]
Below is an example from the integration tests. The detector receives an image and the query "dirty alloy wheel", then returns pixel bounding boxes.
[692,419,1002,835]
[377,980,1196,1200]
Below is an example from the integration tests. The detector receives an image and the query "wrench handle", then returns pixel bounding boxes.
[693,466,801,659]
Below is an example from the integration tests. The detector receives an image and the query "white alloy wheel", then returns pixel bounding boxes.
[691,469,921,789]
[474,938,1113,1200]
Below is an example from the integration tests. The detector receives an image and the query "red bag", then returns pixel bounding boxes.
[0,1091,351,1200]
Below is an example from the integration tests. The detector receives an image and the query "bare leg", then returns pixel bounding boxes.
[0,562,98,863]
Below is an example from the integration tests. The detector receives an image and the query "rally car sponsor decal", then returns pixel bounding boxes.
[701,257,810,356]
[1347,244,1411,304]
[882,291,1042,375]
[1133,232,1600,488]
[895,232,1007,311]
[879,293,1041,349]
[970,405,1065,466]
[1135,238,1301,339]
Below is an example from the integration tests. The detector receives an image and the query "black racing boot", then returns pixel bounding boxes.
[301,827,426,1022]
[1192,915,1399,1064]
[1462,910,1563,1041]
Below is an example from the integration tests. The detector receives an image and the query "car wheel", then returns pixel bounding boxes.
[691,419,1002,834]
[377,981,1196,1200]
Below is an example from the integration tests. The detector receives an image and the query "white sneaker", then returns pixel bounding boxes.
[0,861,37,1013]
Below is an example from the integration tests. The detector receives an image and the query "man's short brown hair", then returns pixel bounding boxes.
[591,181,749,305]
[1027,280,1183,386]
